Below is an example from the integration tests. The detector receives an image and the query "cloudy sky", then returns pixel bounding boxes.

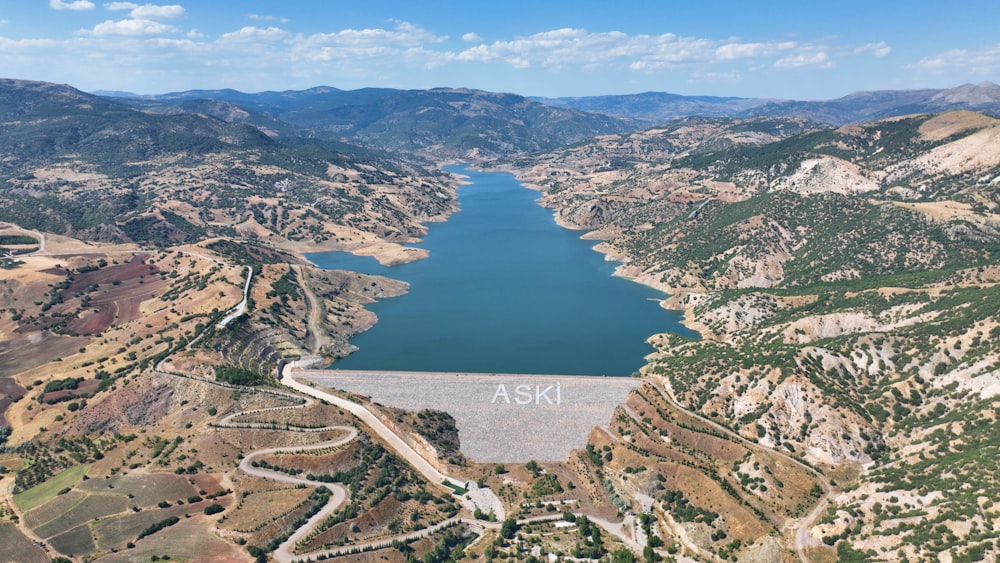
[2,0,998,99]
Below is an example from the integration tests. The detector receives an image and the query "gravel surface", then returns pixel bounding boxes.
[298,370,640,462]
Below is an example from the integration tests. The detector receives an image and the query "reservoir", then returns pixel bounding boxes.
[307,167,697,376]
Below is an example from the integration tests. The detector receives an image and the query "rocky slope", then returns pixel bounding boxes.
[502,111,1000,561]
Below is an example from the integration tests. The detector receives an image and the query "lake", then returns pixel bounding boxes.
[307,166,697,376]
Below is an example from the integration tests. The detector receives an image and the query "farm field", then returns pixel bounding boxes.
[76,471,202,507]
[0,521,48,563]
[224,486,313,533]
[93,513,249,563]
[14,467,233,559]
[13,464,90,512]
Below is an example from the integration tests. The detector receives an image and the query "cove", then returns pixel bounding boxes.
[307,166,698,376]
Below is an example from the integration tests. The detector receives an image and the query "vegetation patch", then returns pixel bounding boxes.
[13,463,90,512]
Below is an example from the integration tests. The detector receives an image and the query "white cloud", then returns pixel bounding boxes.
[104,3,184,19]
[454,28,836,74]
[219,26,289,43]
[86,18,178,36]
[854,41,891,57]
[51,0,96,10]
[916,43,1000,73]
[690,70,743,82]
[303,21,446,49]
[291,21,448,65]
[130,4,185,20]
[4,20,890,97]
[247,14,290,24]
[716,41,796,60]
[774,51,832,69]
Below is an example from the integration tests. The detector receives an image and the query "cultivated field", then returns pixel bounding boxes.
[14,464,90,512]
[0,521,48,563]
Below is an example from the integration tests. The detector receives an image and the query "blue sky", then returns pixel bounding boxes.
[1,1,998,99]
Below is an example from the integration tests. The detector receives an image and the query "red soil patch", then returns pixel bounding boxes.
[63,255,168,335]
[0,376,26,421]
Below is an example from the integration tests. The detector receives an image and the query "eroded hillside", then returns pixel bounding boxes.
[503,111,1000,561]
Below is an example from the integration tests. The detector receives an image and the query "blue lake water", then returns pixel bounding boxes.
[307,166,697,376]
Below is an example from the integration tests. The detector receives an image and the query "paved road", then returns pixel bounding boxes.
[219,265,253,328]
[237,428,359,485]
[281,364,506,521]
[0,222,46,255]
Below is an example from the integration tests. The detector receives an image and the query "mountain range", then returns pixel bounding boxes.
[2,75,1000,562]
[534,81,1000,125]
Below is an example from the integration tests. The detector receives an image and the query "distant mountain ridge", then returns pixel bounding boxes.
[111,86,634,160]
[533,81,1000,126]
[98,81,1000,158]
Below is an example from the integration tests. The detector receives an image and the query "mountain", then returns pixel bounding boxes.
[532,82,1000,126]
[532,91,773,123]
[0,79,455,247]
[502,111,1000,560]
[109,86,635,160]
[4,76,1000,561]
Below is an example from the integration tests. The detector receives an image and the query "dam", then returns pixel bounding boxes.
[295,369,641,462]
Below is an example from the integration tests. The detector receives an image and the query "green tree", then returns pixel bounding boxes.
[500,518,519,539]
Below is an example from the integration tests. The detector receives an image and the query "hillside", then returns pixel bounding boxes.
[0,79,490,561]
[0,79,456,252]
[502,111,1000,560]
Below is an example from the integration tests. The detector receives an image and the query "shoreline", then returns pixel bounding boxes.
[272,165,469,267]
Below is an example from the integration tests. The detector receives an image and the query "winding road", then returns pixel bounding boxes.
[0,222,46,256]
[216,377,491,563]
[219,265,253,328]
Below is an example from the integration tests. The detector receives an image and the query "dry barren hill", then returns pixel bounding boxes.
[502,111,1000,561]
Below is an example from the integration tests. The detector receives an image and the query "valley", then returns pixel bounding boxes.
[0,75,998,563]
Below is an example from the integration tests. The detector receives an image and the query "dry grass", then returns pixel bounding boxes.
[94,511,247,562]
[224,487,313,533]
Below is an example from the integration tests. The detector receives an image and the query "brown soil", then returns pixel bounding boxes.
[0,376,26,421]
[0,332,84,378]
[63,255,166,334]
